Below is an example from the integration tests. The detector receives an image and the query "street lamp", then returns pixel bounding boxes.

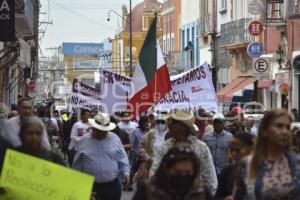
[276,46,284,69]
[276,46,291,70]
[107,0,132,77]
[107,9,127,22]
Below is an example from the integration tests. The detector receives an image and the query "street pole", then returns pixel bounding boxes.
[129,0,133,77]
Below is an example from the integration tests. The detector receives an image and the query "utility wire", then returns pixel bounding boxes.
[49,0,117,32]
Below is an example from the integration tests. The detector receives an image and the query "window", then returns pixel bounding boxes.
[200,0,209,34]
[182,30,185,50]
[167,38,169,53]
[234,0,245,20]
[221,0,227,10]
[187,28,190,44]
[192,27,195,46]
[163,39,166,53]
[220,0,227,14]
[196,37,199,65]
[171,37,174,51]
[142,16,155,31]
[118,43,121,68]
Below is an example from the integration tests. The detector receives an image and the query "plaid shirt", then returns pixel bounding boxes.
[203,130,233,175]
[149,135,218,196]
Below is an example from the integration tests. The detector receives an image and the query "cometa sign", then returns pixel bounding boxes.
[62,42,104,56]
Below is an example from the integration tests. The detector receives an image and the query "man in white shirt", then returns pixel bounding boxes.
[69,109,91,151]
[2,98,50,149]
[72,112,130,200]
[117,112,138,136]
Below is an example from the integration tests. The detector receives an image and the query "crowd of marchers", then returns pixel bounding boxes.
[1,98,300,200]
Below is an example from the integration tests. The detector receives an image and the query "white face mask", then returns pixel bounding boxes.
[156,123,167,132]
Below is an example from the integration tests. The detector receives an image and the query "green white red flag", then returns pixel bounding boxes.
[128,15,171,116]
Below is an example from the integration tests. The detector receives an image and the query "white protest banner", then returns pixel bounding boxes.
[68,79,103,113]
[156,63,218,112]
[99,63,218,115]
[100,69,132,115]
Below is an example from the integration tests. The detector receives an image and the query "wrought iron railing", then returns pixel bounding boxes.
[220,18,254,46]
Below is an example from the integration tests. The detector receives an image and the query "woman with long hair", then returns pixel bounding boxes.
[234,109,300,200]
[133,144,206,200]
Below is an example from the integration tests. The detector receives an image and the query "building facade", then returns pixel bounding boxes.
[180,0,200,70]
[111,0,163,76]
[161,0,181,75]
[0,0,40,106]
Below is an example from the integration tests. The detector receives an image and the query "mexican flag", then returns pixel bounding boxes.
[129,16,171,116]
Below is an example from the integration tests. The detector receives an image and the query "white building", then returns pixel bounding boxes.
[180,0,200,70]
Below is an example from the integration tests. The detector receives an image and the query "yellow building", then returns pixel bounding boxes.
[112,0,163,76]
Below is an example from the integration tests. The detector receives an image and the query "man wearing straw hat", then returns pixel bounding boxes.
[149,109,218,197]
[72,112,130,200]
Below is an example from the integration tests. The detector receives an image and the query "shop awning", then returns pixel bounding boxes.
[258,80,274,88]
[217,77,254,102]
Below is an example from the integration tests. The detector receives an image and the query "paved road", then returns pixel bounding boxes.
[121,190,134,200]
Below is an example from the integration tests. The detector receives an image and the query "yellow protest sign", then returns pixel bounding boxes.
[0,149,94,200]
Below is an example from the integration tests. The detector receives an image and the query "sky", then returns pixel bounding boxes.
[39,0,156,56]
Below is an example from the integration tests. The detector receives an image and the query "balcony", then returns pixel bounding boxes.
[220,18,255,50]
[15,0,34,38]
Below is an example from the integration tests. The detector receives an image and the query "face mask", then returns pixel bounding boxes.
[156,123,166,132]
[167,174,195,195]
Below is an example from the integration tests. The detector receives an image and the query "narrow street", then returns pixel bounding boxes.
[121,191,134,200]
[1,0,300,200]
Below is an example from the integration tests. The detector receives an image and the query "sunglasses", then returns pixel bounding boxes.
[273,122,291,130]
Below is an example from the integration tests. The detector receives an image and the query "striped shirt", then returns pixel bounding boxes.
[203,130,233,175]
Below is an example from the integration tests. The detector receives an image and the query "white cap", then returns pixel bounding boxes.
[213,113,225,121]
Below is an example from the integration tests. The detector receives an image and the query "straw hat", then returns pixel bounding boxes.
[165,110,196,134]
[89,112,116,131]
[0,103,9,118]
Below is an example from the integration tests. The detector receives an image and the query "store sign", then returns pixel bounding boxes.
[62,43,103,56]
[247,42,264,58]
[248,0,264,15]
[253,58,270,80]
[248,20,263,36]
[73,60,99,70]
[0,0,15,41]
